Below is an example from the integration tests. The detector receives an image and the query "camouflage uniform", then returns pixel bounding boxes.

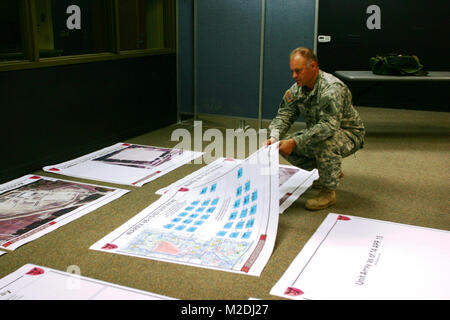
[269,70,365,190]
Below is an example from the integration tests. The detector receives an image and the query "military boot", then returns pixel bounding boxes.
[311,172,344,189]
[305,187,336,210]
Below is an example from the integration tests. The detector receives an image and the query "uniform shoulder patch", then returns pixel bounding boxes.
[284,90,294,103]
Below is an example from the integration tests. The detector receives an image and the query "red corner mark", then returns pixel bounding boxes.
[49,221,56,226]
[26,267,45,276]
[178,188,189,192]
[337,215,351,221]
[30,176,41,179]
[102,243,118,250]
[2,242,12,248]
[49,168,60,172]
[122,143,131,146]
[284,287,304,296]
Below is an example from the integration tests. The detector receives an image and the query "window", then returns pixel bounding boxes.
[0,0,175,71]
[0,0,24,61]
[35,0,113,57]
[118,0,167,51]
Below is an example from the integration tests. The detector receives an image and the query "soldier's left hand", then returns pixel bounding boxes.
[279,139,296,156]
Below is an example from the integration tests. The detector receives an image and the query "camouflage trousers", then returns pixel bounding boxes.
[283,129,363,190]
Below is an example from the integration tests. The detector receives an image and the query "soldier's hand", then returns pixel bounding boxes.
[263,137,277,147]
[279,139,296,156]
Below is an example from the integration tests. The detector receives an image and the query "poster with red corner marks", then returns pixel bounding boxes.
[43,143,203,187]
[90,144,280,276]
[277,165,318,213]
[155,157,318,214]
[0,175,129,250]
[0,264,175,300]
[270,213,450,300]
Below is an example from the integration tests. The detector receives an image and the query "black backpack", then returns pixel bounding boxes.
[370,54,428,76]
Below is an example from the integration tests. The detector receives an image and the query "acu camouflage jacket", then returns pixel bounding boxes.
[268,70,365,148]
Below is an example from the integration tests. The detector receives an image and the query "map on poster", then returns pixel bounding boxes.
[43,143,204,187]
[0,175,128,250]
[156,158,318,213]
[271,213,450,300]
[90,144,280,276]
[0,264,175,300]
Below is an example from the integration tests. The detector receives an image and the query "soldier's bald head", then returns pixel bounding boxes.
[290,47,318,67]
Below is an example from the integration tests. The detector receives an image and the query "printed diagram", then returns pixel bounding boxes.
[123,178,259,269]
[43,143,204,187]
[0,176,128,250]
[0,264,175,300]
[0,179,111,222]
[93,145,182,170]
[123,231,252,269]
[155,157,318,214]
[91,145,280,276]
[270,213,450,300]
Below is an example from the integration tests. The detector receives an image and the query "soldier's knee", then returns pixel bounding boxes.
[313,139,337,158]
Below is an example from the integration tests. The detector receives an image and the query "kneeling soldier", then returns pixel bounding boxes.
[265,47,365,210]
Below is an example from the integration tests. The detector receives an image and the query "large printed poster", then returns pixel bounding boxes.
[0,264,175,300]
[271,213,450,300]
[0,175,128,250]
[43,143,204,187]
[278,165,318,213]
[90,145,280,276]
[156,158,318,213]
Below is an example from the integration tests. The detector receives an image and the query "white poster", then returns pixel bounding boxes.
[0,175,128,250]
[278,165,318,213]
[155,157,239,196]
[90,145,280,276]
[271,213,450,300]
[43,143,203,187]
[0,264,175,300]
[156,158,317,214]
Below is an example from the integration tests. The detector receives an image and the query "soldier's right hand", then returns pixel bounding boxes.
[263,137,277,146]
